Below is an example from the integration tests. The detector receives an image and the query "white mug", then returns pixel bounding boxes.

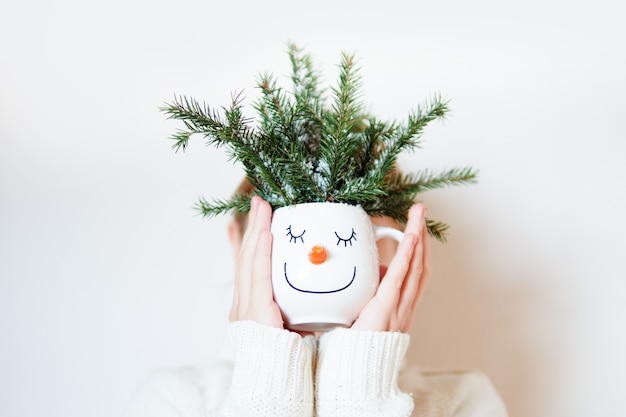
[270,202,404,331]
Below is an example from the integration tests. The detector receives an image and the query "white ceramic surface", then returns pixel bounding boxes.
[270,202,404,331]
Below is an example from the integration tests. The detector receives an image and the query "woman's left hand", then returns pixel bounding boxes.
[228,196,284,329]
[351,203,431,333]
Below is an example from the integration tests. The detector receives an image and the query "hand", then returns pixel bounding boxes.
[228,196,284,329]
[351,203,431,333]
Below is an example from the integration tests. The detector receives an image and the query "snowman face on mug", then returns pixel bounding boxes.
[233,201,404,330]
[279,221,363,294]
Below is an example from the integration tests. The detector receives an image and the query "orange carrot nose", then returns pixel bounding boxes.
[308,245,327,265]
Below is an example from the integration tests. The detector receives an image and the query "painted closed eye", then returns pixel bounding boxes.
[286,225,305,244]
[335,228,357,247]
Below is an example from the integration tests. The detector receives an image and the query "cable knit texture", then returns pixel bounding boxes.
[315,327,414,417]
[125,321,508,417]
[222,321,315,416]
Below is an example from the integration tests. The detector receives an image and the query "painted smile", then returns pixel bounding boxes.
[283,262,356,294]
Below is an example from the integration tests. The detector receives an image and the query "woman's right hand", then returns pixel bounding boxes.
[351,203,431,333]
[228,196,284,329]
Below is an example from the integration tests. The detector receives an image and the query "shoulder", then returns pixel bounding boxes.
[399,367,508,417]
[124,362,233,417]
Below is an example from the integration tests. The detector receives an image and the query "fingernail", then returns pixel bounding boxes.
[417,205,426,222]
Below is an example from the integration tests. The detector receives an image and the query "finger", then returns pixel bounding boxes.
[241,196,258,247]
[375,232,417,301]
[414,216,432,305]
[228,221,243,321]
[244,198,273,300]
[251,201,273,294]
[240,196,261,255]
[398,237,423,327]
[403,203,424,237]
[229,274,240,322]
[404,215,431,331]
[234,197,257,312]
[253,198,273,242]
[399,231,424,332]
[250,229,274,307]
[402,205,425,288]
[385,203,423,297]
[398,205,425,318]
[387,203,423,295]
[236,197,268,314]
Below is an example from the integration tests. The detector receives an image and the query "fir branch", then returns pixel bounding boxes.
[160,95,228,152]
[425,218,450,242]
[391,94,450,154]
[288,43,325,159]
[288,43,323,107]
[195,193,253,218]
[387,167,479,195]
[361,192,414,223]
[252,71,324,202]
[329,52,364,136]
[254,72,292,141]
[363,95,450,187]
[319,51,365,198]
[160,92,258,155]
[332,176,388,205]
[361,122,402,184]
[163,44,477,243]
[164,92,292,207]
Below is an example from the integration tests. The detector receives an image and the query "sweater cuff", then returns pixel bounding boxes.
[225,321,315,415]
[316,328,413,416]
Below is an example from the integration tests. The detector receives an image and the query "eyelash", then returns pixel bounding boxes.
[286,227,357,246]
[286,225,306,244]
[335,229,357,247]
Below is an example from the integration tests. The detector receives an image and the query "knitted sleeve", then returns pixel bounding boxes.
[315,328,414,417]
[221,321,316,417]
[124,321,316,417]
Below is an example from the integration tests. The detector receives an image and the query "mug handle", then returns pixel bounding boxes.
[373,225,404,243]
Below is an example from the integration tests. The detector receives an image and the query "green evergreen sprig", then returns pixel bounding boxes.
[160,43,478,241]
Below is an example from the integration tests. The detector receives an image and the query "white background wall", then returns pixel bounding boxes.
[1,1,624,416]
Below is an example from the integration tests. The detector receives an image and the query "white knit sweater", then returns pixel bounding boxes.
[125,321,507,417]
